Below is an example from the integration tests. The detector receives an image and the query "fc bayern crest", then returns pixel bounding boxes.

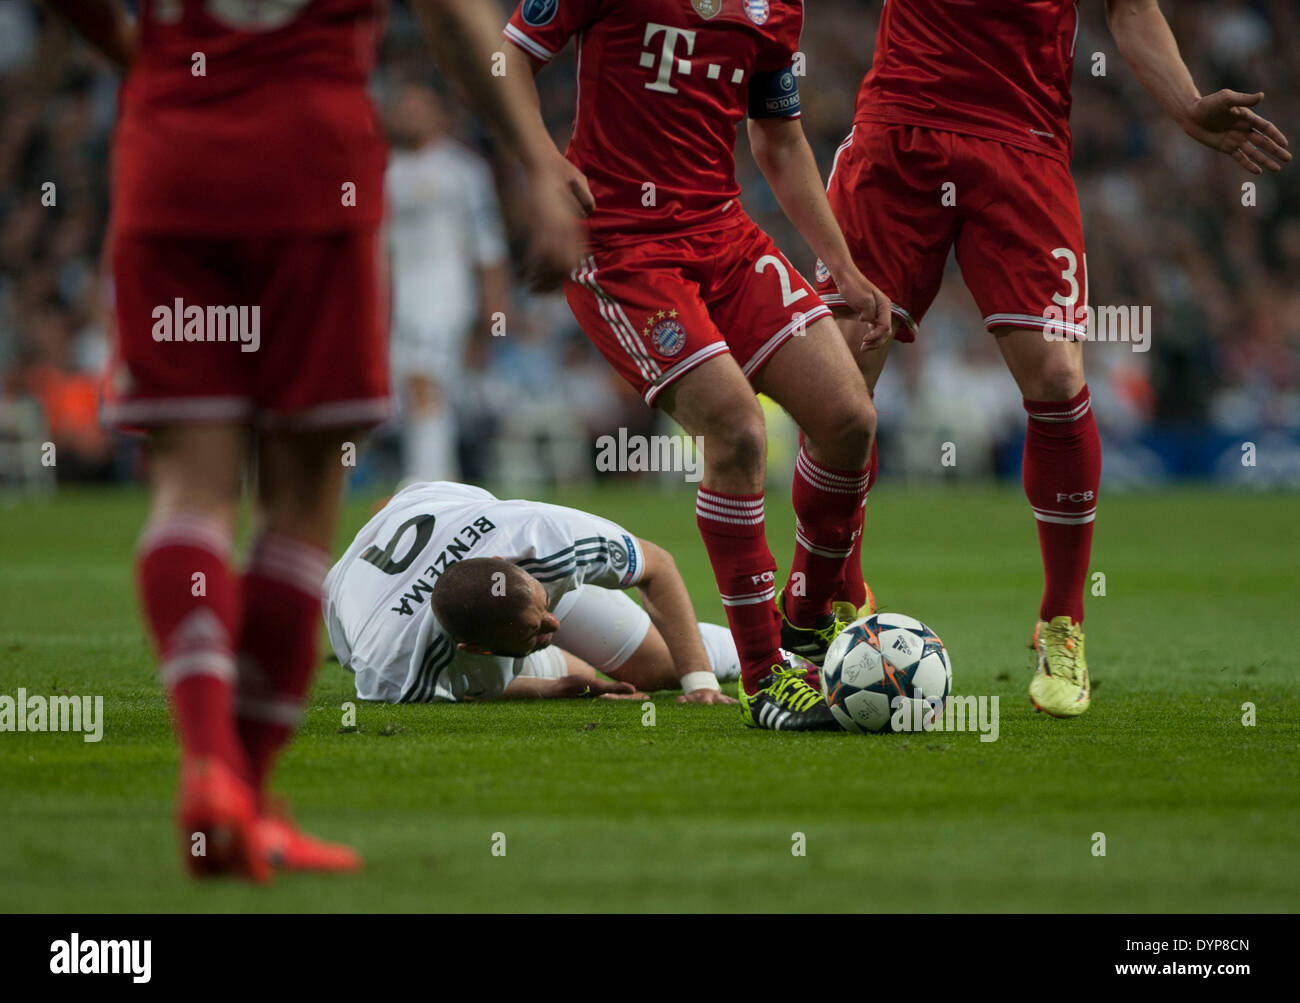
[692,0,722,19]
[744,0,770,25]
[815,258,830,284]
[649,318,688,357]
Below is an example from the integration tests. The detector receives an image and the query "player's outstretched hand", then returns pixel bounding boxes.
[1182,90,1291,174]
[676,689,738,705]
[593,678,649,701]
[833,266,892,350]
[523,158,593,292]
[555,675,647,700]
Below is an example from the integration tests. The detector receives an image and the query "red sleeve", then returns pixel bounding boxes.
[755,2,803,72]
[504,0,603,64]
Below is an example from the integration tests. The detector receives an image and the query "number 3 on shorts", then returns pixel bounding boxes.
[1051,247,1088,309]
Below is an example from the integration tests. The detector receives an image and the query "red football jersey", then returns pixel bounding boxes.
[856,0,1080,162]
[114,0,388,234]
[506,0,804,247]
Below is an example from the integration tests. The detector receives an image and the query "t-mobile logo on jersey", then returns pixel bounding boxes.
[641,23,746,94]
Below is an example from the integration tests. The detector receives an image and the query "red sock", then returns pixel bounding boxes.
[1023,385,1101,624]
[784,445,871,626]
[839,440,878,608]
[696,487,782,693]
[235,533,331,801]
[137,512,248,778]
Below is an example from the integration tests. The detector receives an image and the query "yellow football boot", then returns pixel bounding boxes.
[1029,616,1091,717]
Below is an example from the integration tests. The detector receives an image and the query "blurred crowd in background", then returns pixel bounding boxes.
[2,0,1298,496]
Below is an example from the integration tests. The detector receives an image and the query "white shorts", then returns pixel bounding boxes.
[390,320,470,386]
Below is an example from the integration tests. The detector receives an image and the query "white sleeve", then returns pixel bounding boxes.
[440,652,517,701]
[518,504,647,591]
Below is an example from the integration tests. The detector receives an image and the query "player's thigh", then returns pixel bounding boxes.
[816,124,956,340]
[955,140,1090,356]
[993,327,1085,402]
[751,314,874,466]
[565,248,728,409]
[255,425,368,547]
[656,352,768,485]
[834,314,896,393]
[251,227,391,429]
[145,422,246,527]
[552,585,654,678]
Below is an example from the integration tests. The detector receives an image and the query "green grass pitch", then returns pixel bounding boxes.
[1,483,1297,913]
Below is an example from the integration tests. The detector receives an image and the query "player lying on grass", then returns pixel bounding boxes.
[819,0,1291,718]
[325,482,740,705]
[44,0,590,884]
[503,0,893,731]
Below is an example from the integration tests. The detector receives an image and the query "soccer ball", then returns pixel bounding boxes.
[820,612,952,733]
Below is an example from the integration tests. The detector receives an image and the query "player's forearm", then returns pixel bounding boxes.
[636,543,713,682]
[500,676,562,699]
[410,0,557,172]
[748,121,855,274]
[42,0,136,70]
[478,262,510,332]
[1106,0,1201,128]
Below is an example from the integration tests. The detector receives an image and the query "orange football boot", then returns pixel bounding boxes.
[257,803,364,875]
[177,757,272,883]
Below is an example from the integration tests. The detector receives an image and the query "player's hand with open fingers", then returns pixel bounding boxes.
[1182,90,1291,174]
[833,265,892,350]
[592,678,648,701]
[676,688,738,705]
[553,675,645,699]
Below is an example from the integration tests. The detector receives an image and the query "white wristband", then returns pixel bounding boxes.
[680,671,721,694]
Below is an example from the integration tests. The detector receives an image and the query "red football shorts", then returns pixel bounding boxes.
[104,227,390,430]
[818,122,1089,342]
[565,217,831,405]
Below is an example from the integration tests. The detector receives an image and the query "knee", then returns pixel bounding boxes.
[1028,355,1085,402]
[701,403,767,480]
[810,394,876,468]
[842,395,877,450]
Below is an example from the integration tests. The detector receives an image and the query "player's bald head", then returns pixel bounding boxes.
[432,558,545,653]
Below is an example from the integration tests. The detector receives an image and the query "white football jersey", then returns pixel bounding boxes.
[385,139,507,343]
[324,482,646,703]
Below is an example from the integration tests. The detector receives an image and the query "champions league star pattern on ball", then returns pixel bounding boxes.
[820,613,953,734]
